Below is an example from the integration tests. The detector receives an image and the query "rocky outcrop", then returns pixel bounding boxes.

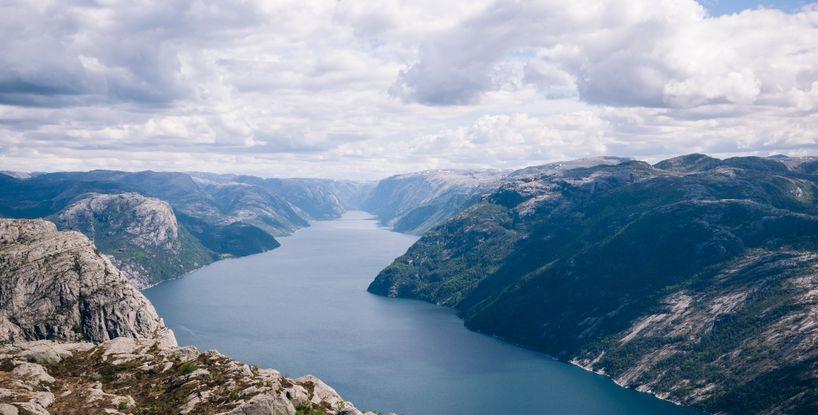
[59,193,179,250]
[0,171,289,261]
[56,193,214,288]
[59,193,180,250]
[0,339,377,415]
[0,218,378,415]
[0,219,175,344]
[369,155,818,414]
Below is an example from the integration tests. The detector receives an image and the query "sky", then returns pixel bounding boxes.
[1,0,817,179]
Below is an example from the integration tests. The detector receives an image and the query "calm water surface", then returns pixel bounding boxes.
[145,211,699,415]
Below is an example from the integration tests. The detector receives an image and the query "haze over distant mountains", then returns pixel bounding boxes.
[0,167,505,286]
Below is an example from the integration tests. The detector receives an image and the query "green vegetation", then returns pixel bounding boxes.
[368,156,818,414]
[42,348,279,414]
[178,361,198,375]
[0,170,299,282]
[295,402,327,415]
[177,213,280,258]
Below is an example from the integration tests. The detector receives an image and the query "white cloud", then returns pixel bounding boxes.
[0,0,816,179]
[392,1,818,111]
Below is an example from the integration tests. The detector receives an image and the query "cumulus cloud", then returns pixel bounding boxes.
[391,1,818,111]
[0,0,816,179]
[0,1,252,107]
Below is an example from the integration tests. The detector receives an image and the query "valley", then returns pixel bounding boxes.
[2,154,818,414]
[144,212,698,415]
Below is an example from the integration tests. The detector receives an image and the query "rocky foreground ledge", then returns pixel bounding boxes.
[0,339,375,415]
[0,219,386,415]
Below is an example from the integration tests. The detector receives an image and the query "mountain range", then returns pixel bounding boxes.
[369,154,818,414]
[361,169,506,234]
[0,168,495,287]
[0,217,378,415]
[3,154,818,414]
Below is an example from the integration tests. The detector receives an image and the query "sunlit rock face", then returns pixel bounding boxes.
[57,192,214,288]
[0,218,377,415]
[0,218,175,344]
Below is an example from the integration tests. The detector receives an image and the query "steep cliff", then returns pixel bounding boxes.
[56,193,214,288]
[0,219,175,344]
[0,218,377,415]
[369,155,818,414]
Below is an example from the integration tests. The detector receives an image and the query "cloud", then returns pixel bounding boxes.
[0,0,272,107]
[0,0,816,179]
[390,1,818,111]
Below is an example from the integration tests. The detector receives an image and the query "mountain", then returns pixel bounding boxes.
[0,170,374,282]
[202,180,308,236]
[233,176,372,220]
[0,170,35,179]
[0,219,175,343]
[0,170,375,285]
[10,170,308,235]
[55,193,215,288]
[0,218,377,415]
[361,169,506,234]
[369,154,818,414]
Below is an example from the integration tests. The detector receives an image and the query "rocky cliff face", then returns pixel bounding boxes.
[56,193,215,288]
[362,169,505,234]
[0,171,289,260]
[0,219,175,344]
[572,249,818,414]
[59,193,180,250]
[0,218,376,415]
[369,155,818,414]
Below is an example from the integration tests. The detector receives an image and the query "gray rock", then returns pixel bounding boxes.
[0,403,17,415]
[58,193,180,251]
[0,219,176,344]
[0,339,368,415]
[56,192,213,288]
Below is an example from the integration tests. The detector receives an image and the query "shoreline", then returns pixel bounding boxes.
[143,211,696,415]
[140,210,386,291]
[381,292,705,414]
[142,210,699,413]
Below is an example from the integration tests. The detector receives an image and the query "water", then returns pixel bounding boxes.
[145,211,699,415]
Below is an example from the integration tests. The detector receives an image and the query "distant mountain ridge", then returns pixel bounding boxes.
[0,170,368,286]
[362,169,506,234]
[231,176,370,220]
[0,167,509,285]
[368,154,818,414]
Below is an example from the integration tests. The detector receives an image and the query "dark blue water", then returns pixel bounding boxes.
[144,211,698,415]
